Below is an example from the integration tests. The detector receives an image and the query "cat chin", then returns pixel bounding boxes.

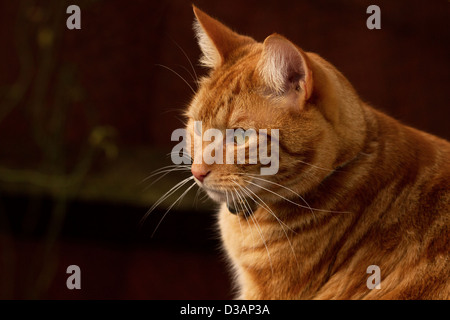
[204,188,227,203]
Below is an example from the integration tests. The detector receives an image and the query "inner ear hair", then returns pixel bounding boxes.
[258,34,311,98]
[288,71,304,92]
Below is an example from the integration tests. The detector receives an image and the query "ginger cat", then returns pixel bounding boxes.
[186,6,450,299]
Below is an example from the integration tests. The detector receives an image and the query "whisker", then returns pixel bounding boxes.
[176,64,197,85]
[199,192,210,203]
[142,164,191,183]
[139,176,195,228]
[243,178,351,214]
[151,181,197,237]
[141,166,191,191]
[231,189,256,249]
[170,37,199,85]
[235,181,295,234]
[226,189,244,239]
[193,185,202,209]
[238,183,300,272]
[295,159,337,172]
[155,64,196,94]
[234,186,274,274]
[242,175,316,220]
[144,167,191,182]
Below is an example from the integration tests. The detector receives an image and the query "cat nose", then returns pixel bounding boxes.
[191,166,210,183]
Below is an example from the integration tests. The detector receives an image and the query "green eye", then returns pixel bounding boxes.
[234,130,248,146]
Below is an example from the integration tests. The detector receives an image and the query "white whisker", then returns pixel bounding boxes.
[193,184,203,209]
[170,37,199,85]
[237,183,301,272]
[296,159,337,172]
[151,181,197,237]
[234,186,274,274]
[176,64,197,85]
[139,176,195,227]
[141,166,192,192]
[226,190,244,239]
[155,64,196,94]
[233,180,296,233]
[231,189,256,249]
[142,164,191,183]
[243,178,351,214]
[243,175,316,220]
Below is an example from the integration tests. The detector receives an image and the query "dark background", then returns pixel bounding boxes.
[0,0,448,299]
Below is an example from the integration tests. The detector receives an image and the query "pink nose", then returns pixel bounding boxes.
[191,167,210,183]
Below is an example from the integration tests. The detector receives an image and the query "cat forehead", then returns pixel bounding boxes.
[188,54,262,117]
[188,87,276,132]
[188,88,248,129]
[206,46,262,88]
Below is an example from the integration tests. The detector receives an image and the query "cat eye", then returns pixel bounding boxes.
[234,129,249,146]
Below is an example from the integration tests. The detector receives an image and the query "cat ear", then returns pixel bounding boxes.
[193,6,254,68]
[258,34,313,100]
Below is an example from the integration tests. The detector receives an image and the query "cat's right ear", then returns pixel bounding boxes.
[258,34,313,101]
[193,6,254,69]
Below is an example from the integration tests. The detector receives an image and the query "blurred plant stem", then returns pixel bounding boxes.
[0,0,114,299]
[0,0,33,124]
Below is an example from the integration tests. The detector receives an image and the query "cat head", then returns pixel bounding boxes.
[185,6,365,212]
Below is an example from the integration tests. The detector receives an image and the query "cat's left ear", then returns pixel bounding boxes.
[193,6,255,69]
[258,34,313,100]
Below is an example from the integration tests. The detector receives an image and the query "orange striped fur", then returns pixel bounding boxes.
[186,6,450,299]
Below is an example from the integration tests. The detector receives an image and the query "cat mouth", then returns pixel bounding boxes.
[203,187,256,216]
